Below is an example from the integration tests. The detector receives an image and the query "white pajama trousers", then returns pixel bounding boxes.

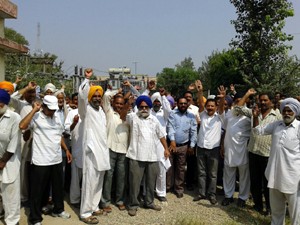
[0,175,20,225]
[270,188,300,225]
[223,163,250,200]
[155,161,167,197]
[69,161,83,204]
[80,154,105,219]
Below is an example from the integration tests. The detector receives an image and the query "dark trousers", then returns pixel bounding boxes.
[166,145,187,195]
[101,149,126,207]
[186,152,197,188]
[128,159,159,209]
[249,152,270,210]
[197,147,219,198]
[29,163,64,224]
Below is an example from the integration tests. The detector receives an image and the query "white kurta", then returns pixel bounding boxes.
[78,78,110,219]
[0,110,21,225]
[224,110,251,167]
[254,119,300,194]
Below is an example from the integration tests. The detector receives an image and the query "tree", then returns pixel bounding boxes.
[198,49,245,94]
[4,28,70,93]
[230,0,295,93]
[157,57,199,98]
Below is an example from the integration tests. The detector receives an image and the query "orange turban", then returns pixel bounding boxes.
[88,86,103,102]
[0,81,14,94]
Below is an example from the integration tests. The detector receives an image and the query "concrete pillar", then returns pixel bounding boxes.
[0,18,5,81]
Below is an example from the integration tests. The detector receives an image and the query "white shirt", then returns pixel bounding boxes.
[197,111,224,149]
[30,111,63,166]
[126,113,165,162]
[254,119,300,194]
[78,79,110,172]
[224,110,251,167]
[10,91,32,119]
[102,90,129,154]
[64,108,83,168]
[188,104,200,123]
[0,110,21,183]
[151,95,172,159]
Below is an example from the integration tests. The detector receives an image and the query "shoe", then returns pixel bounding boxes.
[102,206,112,213]
[81,216,99,224]
[237,198,246,208]
[52,211,71,219]
[42,205,53,215]
[92,209,107,216]
[175,193,183,198]
[208,197,218,205]
[193,195,206,202]
[117,204,126,211]
[253,205,263,214]
[32,223,42,225]
[221,197,234,206]
[128,208,137,216]
[157,196,167,202]
[144,204,162,211]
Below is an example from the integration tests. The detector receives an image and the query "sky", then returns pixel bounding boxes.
[6,0,300,77]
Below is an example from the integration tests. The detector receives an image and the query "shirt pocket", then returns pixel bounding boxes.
[284,136,300,153]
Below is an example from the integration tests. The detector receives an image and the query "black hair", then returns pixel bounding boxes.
[71,92,78,100]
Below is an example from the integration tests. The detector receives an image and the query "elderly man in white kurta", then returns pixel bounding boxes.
[78,69,110,224]
[0,89,21,225]
[253,98,300,225]
[126,95,169,217]
[222,105,251,207]
[64,107,83,208]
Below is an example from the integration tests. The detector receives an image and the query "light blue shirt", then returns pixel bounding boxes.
[167,109,197,148]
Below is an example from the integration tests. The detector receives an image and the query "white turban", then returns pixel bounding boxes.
[54,89,65,97]
[151,92,162,104]
[280,98,300,116]
[44,83,57,93]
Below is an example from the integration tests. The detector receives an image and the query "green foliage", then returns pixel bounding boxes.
[230,0,295,93]
[156,57,199,98]
[198,49,245,94]
[3,28,70,93]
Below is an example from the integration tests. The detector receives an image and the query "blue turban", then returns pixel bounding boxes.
[0,89,10,105]
[136,95,152,108]
[280,98,300,116]
[225,95,233,107]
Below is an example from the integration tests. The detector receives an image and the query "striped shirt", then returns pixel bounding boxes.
[234,106,282,156]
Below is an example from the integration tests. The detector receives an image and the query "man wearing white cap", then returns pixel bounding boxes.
[150,90,172,202]
[19,95,72,225]
[253,97,300,225]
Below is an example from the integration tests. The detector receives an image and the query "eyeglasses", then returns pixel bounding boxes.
[138,105,149,109]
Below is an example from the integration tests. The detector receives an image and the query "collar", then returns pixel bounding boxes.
[280,118,298,128]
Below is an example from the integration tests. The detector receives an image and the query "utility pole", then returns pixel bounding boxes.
[132,61,138,75]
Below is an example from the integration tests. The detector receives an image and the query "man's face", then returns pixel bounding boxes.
[205,100,217,116]
[112,97,124,114]
[259,95,272,111]
[24,89,36,104]
[178,98,188,113]
[45,89,54,96]
[56,93,64,108]
[90,91,102,110]
[42,105,56,118]
[0,102,8,115]
[184,93,193,106]
[72,96,78,107]
[224,100,229,111]
[282,106,295,125]
[275,94,281,102]
[138,101,150,118]
[153,99,161,112]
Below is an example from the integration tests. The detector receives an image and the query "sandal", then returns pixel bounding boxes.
[92,209,107,216]
[81,216,99,224]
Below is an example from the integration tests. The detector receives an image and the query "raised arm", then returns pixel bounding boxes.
[217,85,226,115]
[78,69,93,118]
[196,80,204,113]
[19,101,41,130]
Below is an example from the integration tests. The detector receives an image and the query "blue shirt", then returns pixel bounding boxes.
[167,109,197,148]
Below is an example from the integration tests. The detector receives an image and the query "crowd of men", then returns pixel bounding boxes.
[0,69,299,225]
